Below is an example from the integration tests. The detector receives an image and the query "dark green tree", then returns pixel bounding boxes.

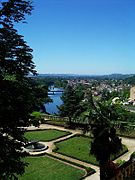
[74,84,85,101]
[0,0,47,179]
[58,85,81,128]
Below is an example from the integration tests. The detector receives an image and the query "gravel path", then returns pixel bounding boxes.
[27,124,135,180]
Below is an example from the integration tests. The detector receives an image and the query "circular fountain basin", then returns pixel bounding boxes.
[23,140,48,155]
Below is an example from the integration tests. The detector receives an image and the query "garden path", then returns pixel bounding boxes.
[27,124,135,180]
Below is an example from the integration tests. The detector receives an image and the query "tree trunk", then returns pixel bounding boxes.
[69,117,72,127]
[99,161,108,180]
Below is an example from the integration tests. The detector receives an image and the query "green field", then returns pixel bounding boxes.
[25,129,70,142]
[55,135,128,165]
[19,156,85,180]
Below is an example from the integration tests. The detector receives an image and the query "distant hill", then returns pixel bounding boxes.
[98,74,134,80]
[124,75,135,85]
[33,73,134,80]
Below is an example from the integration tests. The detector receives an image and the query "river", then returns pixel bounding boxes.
[44,87,63,115]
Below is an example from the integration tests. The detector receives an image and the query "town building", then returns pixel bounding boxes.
[130,86,135,101]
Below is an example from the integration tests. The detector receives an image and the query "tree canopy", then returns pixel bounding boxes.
[58,85,83,127]
[0,1,47,179]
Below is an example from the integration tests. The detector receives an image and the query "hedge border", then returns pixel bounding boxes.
[117,133,135,139]
[44,121,66,127]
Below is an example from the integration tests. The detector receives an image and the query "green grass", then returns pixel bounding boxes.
[55,135,97,165]
[19,156,85,180]
[25,129,70,142]
[54,135,128,166]
[47,153,95,176]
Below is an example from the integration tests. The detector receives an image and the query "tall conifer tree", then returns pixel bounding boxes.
[0,1,47,178]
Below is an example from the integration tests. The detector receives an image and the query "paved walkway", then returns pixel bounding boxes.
[27,124,135,180]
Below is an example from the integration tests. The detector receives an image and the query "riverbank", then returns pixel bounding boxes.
[45,87,63,114]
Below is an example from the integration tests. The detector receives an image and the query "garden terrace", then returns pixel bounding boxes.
[54,134,128,166]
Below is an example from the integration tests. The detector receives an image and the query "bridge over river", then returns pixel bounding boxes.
[48,90,64,95]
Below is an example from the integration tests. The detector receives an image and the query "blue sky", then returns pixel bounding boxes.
[17,0,135,75]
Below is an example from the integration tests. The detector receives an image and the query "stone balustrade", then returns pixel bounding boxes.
[111,161,135,180]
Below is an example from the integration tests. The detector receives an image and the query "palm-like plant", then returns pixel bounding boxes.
[74,89,124,180]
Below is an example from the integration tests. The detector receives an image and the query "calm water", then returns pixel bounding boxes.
[44,87,63,114]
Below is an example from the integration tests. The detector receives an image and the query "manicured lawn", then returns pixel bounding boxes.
[25,129,70,142]
[54,135,128,166]
[19,156,85,180]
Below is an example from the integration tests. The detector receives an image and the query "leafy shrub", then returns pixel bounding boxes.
[30,111,44,126]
